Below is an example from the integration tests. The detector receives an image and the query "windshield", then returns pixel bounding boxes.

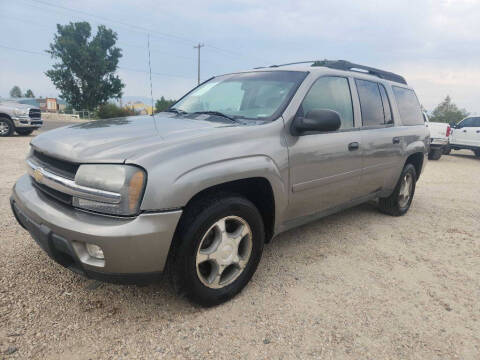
[173,71,307,120]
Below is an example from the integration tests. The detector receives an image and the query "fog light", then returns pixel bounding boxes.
[86,243,104,260]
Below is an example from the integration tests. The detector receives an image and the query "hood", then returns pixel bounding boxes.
[0,101,35,110]
[30,114,237,163]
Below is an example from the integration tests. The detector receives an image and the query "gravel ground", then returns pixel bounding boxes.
[1,131,479,359]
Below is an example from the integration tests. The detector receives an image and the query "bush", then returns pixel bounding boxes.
[96,103,136,119]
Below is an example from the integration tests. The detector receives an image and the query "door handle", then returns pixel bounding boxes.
[476,130,480,133]
[348,142,359,151]
[463,129,467,132]
[392,137,400,144]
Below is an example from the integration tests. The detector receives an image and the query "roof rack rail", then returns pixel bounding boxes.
[253,60,315,70]
[312,60,407,84]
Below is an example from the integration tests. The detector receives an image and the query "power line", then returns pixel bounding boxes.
[0,44,196,79]
[22,0,263,62]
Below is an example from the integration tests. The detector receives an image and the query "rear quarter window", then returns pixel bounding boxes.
[392,86,423,126]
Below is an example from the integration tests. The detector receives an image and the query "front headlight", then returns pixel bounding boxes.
[72,164,146,216]
[13,108,28,117]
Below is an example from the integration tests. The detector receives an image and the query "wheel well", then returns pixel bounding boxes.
[0,113,12,120]
[405,152,423,179]
[183,178,275,242]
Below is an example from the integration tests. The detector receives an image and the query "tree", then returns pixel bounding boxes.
[96,103,137,119]
[429,95,469,124]
[24,89,35,98]
[10,86,22,98]
[45,22,124,111]
[155,96,176,113]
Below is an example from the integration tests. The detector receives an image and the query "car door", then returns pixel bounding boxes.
[451,118,472,146]
[354,79,403,195]
[286,76,363,219]
[470,117,480,147]
[453,117,480,147]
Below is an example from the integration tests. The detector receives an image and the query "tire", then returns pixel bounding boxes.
[474,150,480,158]
[443,145,451,155]
[168,194,265,307]
[428,148,442,160]
[16,128,35,136]
[378,163,417,216]
[0,117,14,137]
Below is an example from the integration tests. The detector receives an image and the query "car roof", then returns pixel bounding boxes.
[245,60,410,88]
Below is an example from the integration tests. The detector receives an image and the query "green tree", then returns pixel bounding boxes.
[96,103,137,119]
[24,89,35,98]
[45,22,125,111]
[9,86,22,98]
[429,95,469,124]
[155,96,176,113]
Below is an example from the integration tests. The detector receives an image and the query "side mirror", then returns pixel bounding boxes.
[291,109,341,136]
[449,121,456,128]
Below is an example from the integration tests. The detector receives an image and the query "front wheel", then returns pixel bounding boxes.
[16,128,35,136]
[378,163,417,216]
[169,194,265,307]
[0,117,14,137]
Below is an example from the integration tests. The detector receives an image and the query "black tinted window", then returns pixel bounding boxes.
[379,84,393,124]
[460,117,480,127]
[355,79,384,126]
[301,76,354,130]
[392,86,423,126]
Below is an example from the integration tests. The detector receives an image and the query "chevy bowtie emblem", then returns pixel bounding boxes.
[33,168,43,182]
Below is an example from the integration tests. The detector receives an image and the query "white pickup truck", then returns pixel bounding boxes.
[423,113,451,160]
[447,117,480,158]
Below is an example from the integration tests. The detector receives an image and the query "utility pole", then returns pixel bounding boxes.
[147,34,154,115]
[194,43,204,85]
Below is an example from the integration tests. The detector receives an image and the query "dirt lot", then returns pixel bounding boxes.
[1,131,479,359]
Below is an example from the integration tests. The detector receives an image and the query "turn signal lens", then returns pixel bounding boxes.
[128,170,145,211]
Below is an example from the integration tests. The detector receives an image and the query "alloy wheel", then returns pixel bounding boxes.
[195,216,253,289]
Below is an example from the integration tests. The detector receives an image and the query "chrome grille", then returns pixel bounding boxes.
[29,109,41,119]
[32,150,79,180]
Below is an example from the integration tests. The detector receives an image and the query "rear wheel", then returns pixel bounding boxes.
[378,163,417,216]
[428,148,442,160]
[169,194,264,307]
[16,128,35,136]
[443,145,451,155]
[0,117,14,137]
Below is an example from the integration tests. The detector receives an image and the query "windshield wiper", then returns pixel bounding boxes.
[165,107,188,115]
[192,111,239,123]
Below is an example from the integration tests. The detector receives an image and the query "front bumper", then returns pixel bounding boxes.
[11,174,182,282]
[12,117,43,128]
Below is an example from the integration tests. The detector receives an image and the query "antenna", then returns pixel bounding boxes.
[147,33,154,115]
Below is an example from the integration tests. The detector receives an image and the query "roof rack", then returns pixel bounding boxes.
[312,60,407,84]
[253,60,316,70]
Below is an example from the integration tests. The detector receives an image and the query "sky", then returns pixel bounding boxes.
[0,0,479,113]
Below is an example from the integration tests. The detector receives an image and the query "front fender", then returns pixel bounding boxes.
[140,155,288,226]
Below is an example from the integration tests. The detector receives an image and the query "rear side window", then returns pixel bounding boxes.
[300,76,354,130]
[355,79,385,126]
[392,86,424,126]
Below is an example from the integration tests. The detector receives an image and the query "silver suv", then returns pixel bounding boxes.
[10,60,428,306]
